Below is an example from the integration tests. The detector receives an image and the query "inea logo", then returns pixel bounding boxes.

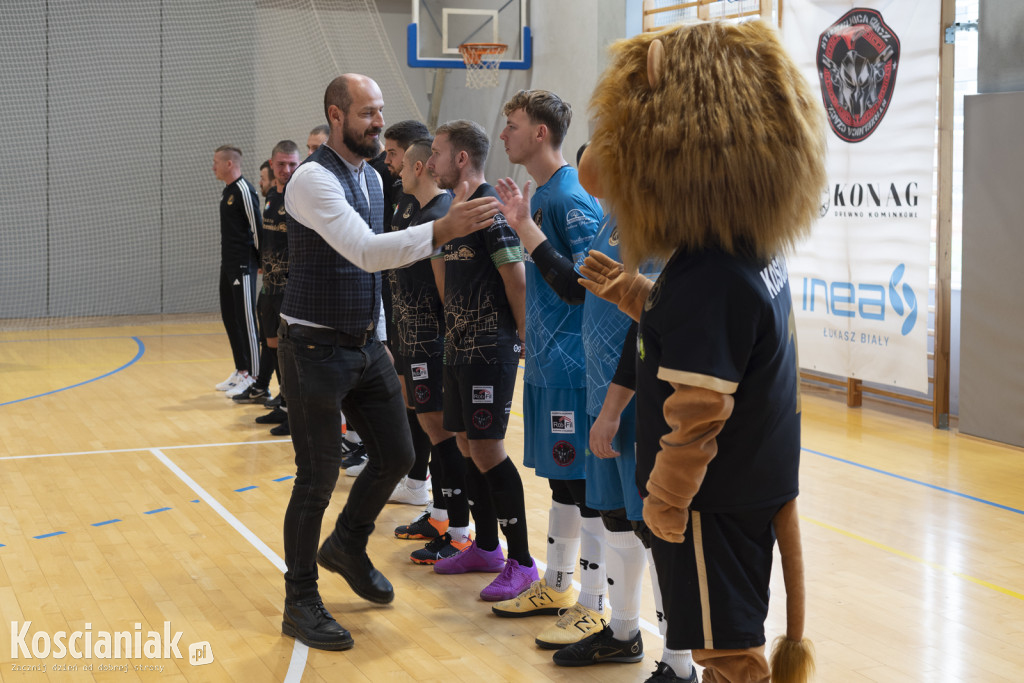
[802,264,918,336]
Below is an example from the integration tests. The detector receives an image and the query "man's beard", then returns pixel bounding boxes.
[344,123,381,159]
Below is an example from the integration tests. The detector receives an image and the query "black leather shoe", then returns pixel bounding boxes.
[317,539,394,604]
[270,421,290,436]
[282,599,354,651]
[255,406,287,424]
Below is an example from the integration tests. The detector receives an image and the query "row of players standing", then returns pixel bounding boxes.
[214,74,695,682]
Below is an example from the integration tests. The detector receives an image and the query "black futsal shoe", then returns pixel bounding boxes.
[317,537,394,604]
[270,422,291,436]
[644,661,698,683]
[281,599,353,651]
[255,406,288,424]
[552,624,644,667]
[340,437,367,468]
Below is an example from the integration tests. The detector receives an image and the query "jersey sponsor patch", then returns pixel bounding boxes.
[553,440,576,466]
[472,408,493,430]
[411,363,429,381]
[472,385,494,404]
[227,195,235,205]
[415,385,431,404]
[566,208,591,227]
[551,411,575,434]
[444,245,476,261]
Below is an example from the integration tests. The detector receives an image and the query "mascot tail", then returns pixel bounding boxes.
[769,498,815,683]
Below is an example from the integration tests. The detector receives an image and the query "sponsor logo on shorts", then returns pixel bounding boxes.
[505,401,512,415]
[472,409,493,431]
[553,440,576,466]
[472,385,494,404]
[414,385,431,404]
[411,363,429,381]
[551,411,575,434]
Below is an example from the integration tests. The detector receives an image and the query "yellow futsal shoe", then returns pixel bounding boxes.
[534,602,607,650]
[491,578,576,618]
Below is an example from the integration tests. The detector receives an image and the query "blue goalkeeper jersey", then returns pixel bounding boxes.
[582,215,662,416]
[524,165,601,389]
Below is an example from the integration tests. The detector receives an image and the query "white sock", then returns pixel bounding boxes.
[431,507,448,522]
[543,500,581,593]
[661,648,695,680]
[647,547,668,637]
[606,529,644,640]
[449,526,471,544]
[576,516,606,612]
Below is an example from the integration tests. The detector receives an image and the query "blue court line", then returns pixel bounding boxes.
[803,447,1024,516]
[235,485,258,492]
[3,473,294,550]
[0,336,145,407]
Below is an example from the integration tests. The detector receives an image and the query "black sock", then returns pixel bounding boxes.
[436,438,468,526]
[483,457,531,566]
[429,440,447,512]
[464,459,498,551]
[407,409,432,481]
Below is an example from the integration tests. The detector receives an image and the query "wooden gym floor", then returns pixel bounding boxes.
[1,315,1022,682]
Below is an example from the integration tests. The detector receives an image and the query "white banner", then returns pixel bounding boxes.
[783,0,939,394]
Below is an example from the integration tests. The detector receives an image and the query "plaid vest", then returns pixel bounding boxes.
[282,146,384,335]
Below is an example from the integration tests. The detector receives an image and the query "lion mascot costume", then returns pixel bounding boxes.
[577,20,826,683]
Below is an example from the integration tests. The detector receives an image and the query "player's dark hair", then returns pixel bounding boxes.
[384,120,431,149]
[434,120,489,172]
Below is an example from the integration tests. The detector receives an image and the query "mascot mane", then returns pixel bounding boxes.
[588,20,826,269]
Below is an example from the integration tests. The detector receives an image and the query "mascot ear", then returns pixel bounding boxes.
[647,38,665,89]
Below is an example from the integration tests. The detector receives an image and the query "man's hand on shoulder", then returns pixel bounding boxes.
[432,181,502,248]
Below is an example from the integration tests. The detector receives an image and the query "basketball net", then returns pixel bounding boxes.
[458,43,507,89]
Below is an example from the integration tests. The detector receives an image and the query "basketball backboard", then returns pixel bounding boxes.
[408,0,532,70]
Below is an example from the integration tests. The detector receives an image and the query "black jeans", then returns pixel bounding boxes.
[279,330,414,602]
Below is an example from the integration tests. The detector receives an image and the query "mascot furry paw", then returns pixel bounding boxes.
[579,19,826,683]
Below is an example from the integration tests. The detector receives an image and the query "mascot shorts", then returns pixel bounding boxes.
[651,502,785,650]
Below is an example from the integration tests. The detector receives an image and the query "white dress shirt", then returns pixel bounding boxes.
[283,150,436,273]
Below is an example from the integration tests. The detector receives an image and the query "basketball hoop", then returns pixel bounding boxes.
[458,43,507,89]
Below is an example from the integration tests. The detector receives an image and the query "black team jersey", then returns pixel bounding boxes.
[387,192,453,359]
[261,187,289,295]
[635,248,801,512]
[441,183,523,365]
[220,177,260,266]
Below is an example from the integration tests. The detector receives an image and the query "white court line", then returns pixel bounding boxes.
[149,448,308,682]
[8,440,661,650]
[0,438,291,461]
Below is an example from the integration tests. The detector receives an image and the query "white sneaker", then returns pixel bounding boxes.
[216,370,243,391]
[388,476,431,506]
[345,456,368,477]
[225,374,255,398]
